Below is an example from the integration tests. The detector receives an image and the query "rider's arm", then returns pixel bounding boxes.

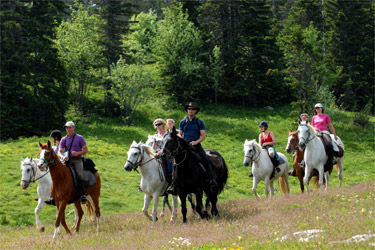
[71,145,88,157]
[327,123,338,140]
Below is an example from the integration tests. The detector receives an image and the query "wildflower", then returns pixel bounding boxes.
[316,216,320,221]
[361,208,366,214]
[238,236,242,241]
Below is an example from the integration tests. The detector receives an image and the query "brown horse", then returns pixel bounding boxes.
[38,141,101,243]
[285,130,334,192]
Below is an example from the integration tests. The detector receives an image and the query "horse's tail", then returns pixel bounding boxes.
[217,160,228,194]
[85,195,95,221]
[278,177,289,195]
[311,166,334,188]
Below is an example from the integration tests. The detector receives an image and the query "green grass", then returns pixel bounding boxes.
[0,102,374,232]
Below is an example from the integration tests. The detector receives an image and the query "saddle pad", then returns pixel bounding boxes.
[68,165,97,189]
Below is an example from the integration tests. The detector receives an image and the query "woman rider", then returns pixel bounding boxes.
[258,121,281,173]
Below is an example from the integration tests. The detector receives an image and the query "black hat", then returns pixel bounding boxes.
[50,130,62,140]
[184,102,200,113]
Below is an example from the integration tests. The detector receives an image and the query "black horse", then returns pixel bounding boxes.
[161,127,228,223]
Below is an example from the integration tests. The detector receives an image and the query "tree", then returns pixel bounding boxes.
[109,60,153,124]
[1,0,68,140]
[55,3,105,112]
[152,3,206,104]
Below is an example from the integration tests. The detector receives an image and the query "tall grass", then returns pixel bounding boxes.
[0,102,374,237]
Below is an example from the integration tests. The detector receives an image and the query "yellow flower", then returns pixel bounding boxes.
[316,216,320,221]
[238,236,242,241]
[361,208,366,214]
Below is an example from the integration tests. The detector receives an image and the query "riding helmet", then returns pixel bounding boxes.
[259,121,268,129]
[50,130,62,140]
[314,103,323,108]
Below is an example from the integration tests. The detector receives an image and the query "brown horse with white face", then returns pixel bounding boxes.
[38,141,101,243]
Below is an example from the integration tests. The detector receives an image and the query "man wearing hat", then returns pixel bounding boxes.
[58,121,88,204]
[177,102,218,190]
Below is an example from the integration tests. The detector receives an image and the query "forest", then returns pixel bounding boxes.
[1,0,374,140]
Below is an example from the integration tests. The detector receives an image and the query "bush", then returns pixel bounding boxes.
[353,101,372,127]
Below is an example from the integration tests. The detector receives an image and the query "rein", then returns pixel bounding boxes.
[40,147,57,166]
[127,146,155,171]
[287,134,300,152]
[164,137,187,166]
[247,146,261,163]
[22,161,49,185]
[299,124,314,145]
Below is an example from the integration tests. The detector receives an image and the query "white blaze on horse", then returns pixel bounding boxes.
[20,156,52,232]
[243,139,290,199]
[298,122,344,191]
[124,141,178,225]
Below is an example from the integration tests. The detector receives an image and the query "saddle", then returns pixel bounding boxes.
[205,150,223,170]
[316,133,334,172]
[67,158,97,190]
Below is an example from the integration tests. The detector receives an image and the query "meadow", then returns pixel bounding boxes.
[0,102,374,249]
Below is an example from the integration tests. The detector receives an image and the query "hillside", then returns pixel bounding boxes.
[0,181,374,249]
[0,103,374,240]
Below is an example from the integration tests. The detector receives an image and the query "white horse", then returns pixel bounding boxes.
[243,139,290,198]
[298,122,344,191]
[20,156,52,232]
[124,141,178,225]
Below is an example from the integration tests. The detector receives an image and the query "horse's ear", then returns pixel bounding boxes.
[47,140,51,148]
[30,156,33,161]
[298,119,301,125]
[172,126,177,136]
[21,156,24,161]
[39,142,43,148]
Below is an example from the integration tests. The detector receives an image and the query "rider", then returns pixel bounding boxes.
[50,130,62,153]
[58,121,88,204]
[311,103,342,166]
[258,121,281,174]
[289,113,309,177]
[168,102,218,193]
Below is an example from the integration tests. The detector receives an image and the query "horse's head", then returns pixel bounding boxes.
[161,126,181,160]
[124,141,144,171]
[38,141,55,171]
[243,139,259,166]
[145,135,154,147]
[286,130,299,154]
[298,122,314,149]
[20,156,36,190]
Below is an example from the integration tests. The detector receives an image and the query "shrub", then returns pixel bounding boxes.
[353,101,372,127]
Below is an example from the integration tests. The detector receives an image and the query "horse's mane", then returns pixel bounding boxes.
[142,144,155,157]
[308,124,317,136]
[244,139,262,152]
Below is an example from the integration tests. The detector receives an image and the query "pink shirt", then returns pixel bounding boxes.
[312,114,331,132]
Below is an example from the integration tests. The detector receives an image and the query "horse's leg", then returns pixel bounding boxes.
[73,201,84,233]
[297,171,305,193]
[143,194,153,221]
[252,177,261,199]
[304,167,312,192]
[180,193,188,223]
[71,204,78,229]
[170,195,178,222]
[188,194,196,213]
[270,181,274,197]
[195,190,208,219]
[264,177,270,198]
[160,195,166,218]
[35,198,46,232]
[204,197,210,212]
[324,171,330,191]
[151,193,160,225]
[89,192,101,233]
[209,194,218,217]
[52,201,71,243]
[337,157,344,187]
[318,167,324,190]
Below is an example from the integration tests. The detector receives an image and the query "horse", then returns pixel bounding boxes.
[298,123,344,191]
[38,141,101,243]
[243,139,290,199]
[124,141,178,225]
[285,130,340,192]
[161,127,228,223]
[20,156,52,232]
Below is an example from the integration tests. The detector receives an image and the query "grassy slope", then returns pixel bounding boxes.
[0,102,374,230]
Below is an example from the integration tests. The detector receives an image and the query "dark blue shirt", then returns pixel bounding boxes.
[179,116,205,142]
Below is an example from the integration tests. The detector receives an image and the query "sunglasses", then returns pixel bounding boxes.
[187,108,196,110]
[155,123,163,126]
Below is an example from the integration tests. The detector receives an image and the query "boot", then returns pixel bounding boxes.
[270,156,281,172]
[79,180,87,204]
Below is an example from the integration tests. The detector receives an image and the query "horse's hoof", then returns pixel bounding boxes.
[160,213,165,218]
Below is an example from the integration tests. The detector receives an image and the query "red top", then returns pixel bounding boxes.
[260,131,274,146]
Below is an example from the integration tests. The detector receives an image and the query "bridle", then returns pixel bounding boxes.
[39,147,57,167]
[22,160,49,185]
[298,124,314,145]
[245,145,261,163]
[286,133,300,152]
[163,137,186,166]
[126,145,154,171]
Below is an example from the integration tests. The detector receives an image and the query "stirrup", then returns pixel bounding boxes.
[45,198,56,206]
[80,195,87,204]
[248,172,253,178]
[276,167,281,172]
[166,185,175,195]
